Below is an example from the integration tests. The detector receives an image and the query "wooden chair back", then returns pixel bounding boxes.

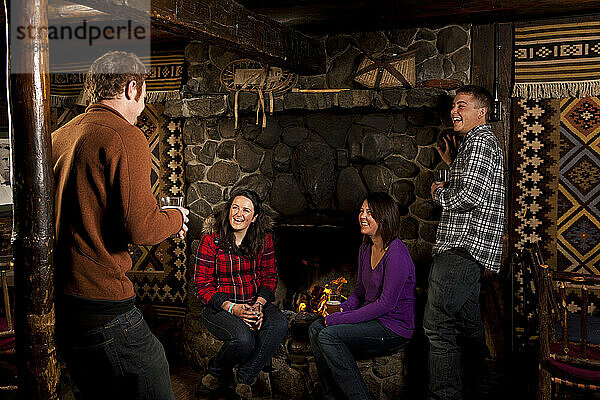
[528,246,600,399]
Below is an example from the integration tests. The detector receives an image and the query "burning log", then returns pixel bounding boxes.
[295,277,347,317]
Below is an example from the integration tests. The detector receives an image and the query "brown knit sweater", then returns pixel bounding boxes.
[52,104,183,301]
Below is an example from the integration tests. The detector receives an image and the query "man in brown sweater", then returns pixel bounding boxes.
[52,51,188,400]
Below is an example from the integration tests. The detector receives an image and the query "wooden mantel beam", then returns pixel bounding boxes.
[64,0,326,75]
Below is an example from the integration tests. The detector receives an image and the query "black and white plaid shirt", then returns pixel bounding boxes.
[432,124,505,272]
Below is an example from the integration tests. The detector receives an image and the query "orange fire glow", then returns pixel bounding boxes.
[296,277,347,316]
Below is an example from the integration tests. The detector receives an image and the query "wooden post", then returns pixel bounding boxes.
[6,0,60,397]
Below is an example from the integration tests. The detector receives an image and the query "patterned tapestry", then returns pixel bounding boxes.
[128,103,187,318]
[50,104,187,318]
[511,98,600,347]
[511,98,560,260]
[557,97,600,274]
[513,19,600,99]
[49,47,185,106]
[510,98,560,347]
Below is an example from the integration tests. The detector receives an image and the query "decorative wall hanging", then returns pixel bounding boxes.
[49,47,185,106]
[556,97,600,274]
[127,103,187,317]
[510,98,560,266]
[220,59,297,128]
[353,50,417,89]
[513,19,600,99]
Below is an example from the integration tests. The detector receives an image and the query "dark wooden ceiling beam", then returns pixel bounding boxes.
[238,0,600,31]
[64,0,325,74]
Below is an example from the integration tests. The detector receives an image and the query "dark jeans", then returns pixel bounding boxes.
[201,302,288,385]
[309,318,409,400]
[423,251,485,400]
[60,306,175,400]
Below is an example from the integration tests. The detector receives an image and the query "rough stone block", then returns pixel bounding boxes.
[398,216,419,240]
[196,182,222,204]
[207,161,240,186]
[405,88,452,109]
[385,156,419,178]
[183,118,205,145]
[411,199,441,221]
[198,141,218,165]
[417,146,441,169]
[284,92,336,110]
[336,167,367,213]
[392,135,418,159]
[218,118,238,139]
[235,139,262,173]
[232,174,272,202]
[392,180,416,208]
[362,164,393,193]
[270,174,306,216]
[437,26,468,54]
[271,357,306,400]
[337,90,375,108]
[217,140,235,160]
[185,163,205,183]
[187,95,229,118]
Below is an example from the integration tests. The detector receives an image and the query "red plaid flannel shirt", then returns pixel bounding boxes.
[194,232,278,307]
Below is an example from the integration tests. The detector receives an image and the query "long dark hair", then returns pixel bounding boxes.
[361,192,400,248]
[215,189,270,259]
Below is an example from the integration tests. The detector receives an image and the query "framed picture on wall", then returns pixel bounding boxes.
[0,138,11,206]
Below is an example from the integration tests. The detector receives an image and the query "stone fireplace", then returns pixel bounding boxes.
[170,87,454,271]
[179,87,455,399]
[178,24,470,399]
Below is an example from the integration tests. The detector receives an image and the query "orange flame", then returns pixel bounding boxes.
[296,277,347,316]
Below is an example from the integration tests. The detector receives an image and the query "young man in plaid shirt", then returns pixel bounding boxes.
[424,85,505,400]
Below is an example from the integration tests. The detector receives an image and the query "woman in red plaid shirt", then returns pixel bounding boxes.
[194,189,288,399]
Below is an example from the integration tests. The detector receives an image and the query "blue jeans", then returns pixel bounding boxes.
[309,318,409,400]
[60,306,175,400]
[423,251,485,400]
[201,302,288,385]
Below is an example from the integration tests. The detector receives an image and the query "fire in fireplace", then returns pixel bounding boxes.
[274,223,360,310]
[295,277,347,316]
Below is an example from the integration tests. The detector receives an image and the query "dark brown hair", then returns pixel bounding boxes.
[361,192,400,248]
[84,51,148,103]
[215,189,271,259]
[456,85,493,122]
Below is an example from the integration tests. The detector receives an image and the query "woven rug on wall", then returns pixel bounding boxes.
[50,104,187,318]
[513,19,600,99]
[510,98,560,345]
[128,103,187,318]
[557,97,600,274]
[49,47,185,106]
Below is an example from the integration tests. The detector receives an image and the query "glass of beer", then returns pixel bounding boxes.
[326,294,341,314]
[160,196,184,208]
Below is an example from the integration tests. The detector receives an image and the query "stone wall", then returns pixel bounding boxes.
[169,24,470,272]
[182,25,471,93]
[170,92,454,273]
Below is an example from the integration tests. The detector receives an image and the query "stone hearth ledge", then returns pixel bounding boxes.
[164,88,453,118]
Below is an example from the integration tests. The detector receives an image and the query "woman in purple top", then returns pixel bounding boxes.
[309,192,416,400]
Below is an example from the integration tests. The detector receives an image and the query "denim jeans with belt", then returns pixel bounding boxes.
[201,302,288,385]
[309,318,409,400]
[61,306,175,400]
[423,251,485,400]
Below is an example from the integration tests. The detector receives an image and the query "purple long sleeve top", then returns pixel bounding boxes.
[325,238,416,338]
